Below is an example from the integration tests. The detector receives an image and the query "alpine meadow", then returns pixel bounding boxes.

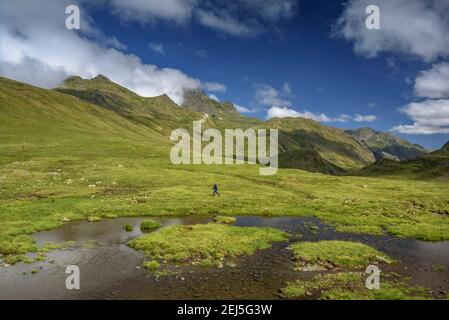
[1,0,449,303]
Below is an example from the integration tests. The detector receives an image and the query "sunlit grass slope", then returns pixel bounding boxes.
[1,76,449,256]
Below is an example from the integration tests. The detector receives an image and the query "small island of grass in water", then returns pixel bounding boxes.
[290,240,393,271]
[129,223,289,268]
[140,220,161,230]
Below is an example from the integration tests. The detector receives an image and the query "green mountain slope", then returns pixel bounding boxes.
[0,77,164,164]
[1,75,449,256]
[345,127,428,161]
[56,75,204,135]
[357,142,449,179]
[267,118,375,170]
[56,75,375,173]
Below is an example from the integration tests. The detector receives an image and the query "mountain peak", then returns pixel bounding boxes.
[346,127,428,161]
[182,90,237,118]
[92,74,111,82]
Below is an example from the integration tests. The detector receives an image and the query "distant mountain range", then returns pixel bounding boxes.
[357,144,449,179]
[2,75,446,178]
[345,127,428,161]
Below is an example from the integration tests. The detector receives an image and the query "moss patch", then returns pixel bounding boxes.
[213,216,236,224]
[124,224,133,232]
[290,240,393,270]
[143,260,160,270]
[281,272,428,300]
[4,254,34,265]
[87,216,101,222]
[129,223,288,266]
[140,219,161,230]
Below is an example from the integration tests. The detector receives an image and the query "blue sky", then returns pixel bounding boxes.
[1,0,449,149]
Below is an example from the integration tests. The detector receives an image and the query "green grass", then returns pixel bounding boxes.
[281,272,428,300]
[3,254,34,265]
[128,223,288,265]
[213,215,236,224]
[87,216,102,222]
[124,224,133,232]
[140,220,162,230]
[143,260,160,271]
[290,241,393,270]
[1,76,449,259]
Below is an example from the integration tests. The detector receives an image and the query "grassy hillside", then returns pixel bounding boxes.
[267,118,375,170]
[1,76,449,256]
[357,143,449,180]
[346,127,428,161]
[56,75,375,173]
[56,75,204,135]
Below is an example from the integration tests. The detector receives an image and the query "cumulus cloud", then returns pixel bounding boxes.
[255,84,292,107]
[207,93,220,102]
[353,114,377,122]
[266,106,376,123]
[335,0,449,61]
[234,104,257,113]
[391,100,449,135]
[148,42,165,54]
[414,63,449,99]
[0,0,217,105]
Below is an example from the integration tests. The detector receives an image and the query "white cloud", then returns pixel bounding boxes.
[266,107,333,122]
[335,0,449,61]
[234,103,257,113]
[148,42,165,54]
[353,114,377,122]
[266,106,377,123]
[0,0,215,105]
[204,82,226,92]
[255,84,292,107]
[414,63,449,99]
[207,93,220,102]
[391,99,449,134]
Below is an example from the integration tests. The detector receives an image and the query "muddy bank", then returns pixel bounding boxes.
[0,216,448,299]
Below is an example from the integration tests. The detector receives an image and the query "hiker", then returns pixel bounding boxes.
[212,184,220,196]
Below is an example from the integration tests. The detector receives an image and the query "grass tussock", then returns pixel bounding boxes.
[140,220,161,230]
[213,216,236,224]
[281,272,428,300]
[290,240,393,270]
[129,223,288,266]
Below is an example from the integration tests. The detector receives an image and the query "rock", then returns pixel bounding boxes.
[180,277,185,281]
[218,262,224,269]
[62,217,70,222]
[3,264,10,268]
[135,266,141,270]
[88,185,96,188]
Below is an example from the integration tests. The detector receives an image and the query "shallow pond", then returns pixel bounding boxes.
[0,216,448,299]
